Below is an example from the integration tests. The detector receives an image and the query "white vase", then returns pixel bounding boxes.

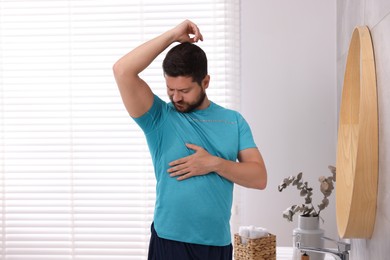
[292,215,325,260]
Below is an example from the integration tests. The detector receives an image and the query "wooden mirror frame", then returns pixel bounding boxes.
[336,26,378,238]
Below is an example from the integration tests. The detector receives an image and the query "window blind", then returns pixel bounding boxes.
[0,0,240,259]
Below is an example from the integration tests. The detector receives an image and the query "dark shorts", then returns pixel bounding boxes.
[147,223,233,260]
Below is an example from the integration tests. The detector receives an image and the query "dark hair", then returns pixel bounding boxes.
[162,42,208,86]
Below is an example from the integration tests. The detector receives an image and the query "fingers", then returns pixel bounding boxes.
[189,23,203,42]
[167,143,207,180]
[176,20,203,43]
[168,156,187,167]
[176,174,191,181]
[169,168,190,178]
[185,143,202,151]
[168,163,191,180]
[167,156,195,180]
[167,163,186,174]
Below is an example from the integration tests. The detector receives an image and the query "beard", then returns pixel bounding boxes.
[170,89,206,113]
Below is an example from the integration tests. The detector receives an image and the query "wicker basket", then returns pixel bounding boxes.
[234,233,276,260]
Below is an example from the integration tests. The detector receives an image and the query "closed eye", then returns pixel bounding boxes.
[167,87,191,93]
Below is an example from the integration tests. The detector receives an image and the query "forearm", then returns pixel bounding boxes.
[168,145,267,189]
[114,20,202,78]
[214,157,267,189]
[114,30,175,77]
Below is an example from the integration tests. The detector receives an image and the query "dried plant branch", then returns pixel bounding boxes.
[278,166,336,222]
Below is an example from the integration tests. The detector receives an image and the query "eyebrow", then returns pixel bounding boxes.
[167,86,192,91]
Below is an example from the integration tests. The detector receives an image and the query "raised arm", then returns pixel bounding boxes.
[113,20,203,118]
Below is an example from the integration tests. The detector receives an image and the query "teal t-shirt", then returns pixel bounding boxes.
[133,95,257,246]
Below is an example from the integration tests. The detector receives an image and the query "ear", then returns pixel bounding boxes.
[202,75,210,89]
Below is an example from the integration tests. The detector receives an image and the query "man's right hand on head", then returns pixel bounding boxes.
[171,20,203,44]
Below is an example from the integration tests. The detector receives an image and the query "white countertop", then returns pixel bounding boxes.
[277,247,336,259]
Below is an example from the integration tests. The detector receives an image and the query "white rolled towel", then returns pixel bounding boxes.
[249,227,268,239]
[239,226,268,244]
[239,226,250,244]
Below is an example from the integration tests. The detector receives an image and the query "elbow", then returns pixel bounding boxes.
[113,60,125,78]
[254,177,267,190]
[113,60,137,88]
[258,176,267,190]
[113,60,140,86]
[253,167,267,190]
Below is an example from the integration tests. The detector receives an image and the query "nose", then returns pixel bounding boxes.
[172,91,183,102]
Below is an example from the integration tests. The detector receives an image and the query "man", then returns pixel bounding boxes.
[113,20,267,260]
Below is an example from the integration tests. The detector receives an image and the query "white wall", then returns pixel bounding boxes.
[238,0,337,247]
[337,0,390,259]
